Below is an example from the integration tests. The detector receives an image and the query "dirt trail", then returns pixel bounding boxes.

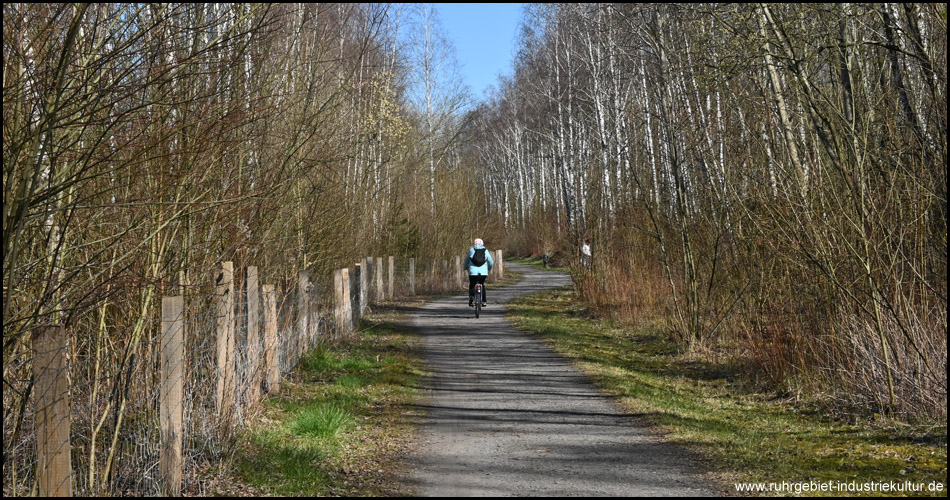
[405,263,714,496]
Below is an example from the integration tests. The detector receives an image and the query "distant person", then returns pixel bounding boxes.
[464,238,494,307]
[581,238,592,269]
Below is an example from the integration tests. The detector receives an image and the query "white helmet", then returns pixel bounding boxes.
[474,238,484,246]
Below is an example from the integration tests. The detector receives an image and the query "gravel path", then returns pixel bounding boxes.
[406,263,714,496]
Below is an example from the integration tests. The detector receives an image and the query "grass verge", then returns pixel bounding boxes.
[513,255,571,273]
[507,287,948,497]
[216,270,527,496]
[224,304,427,496]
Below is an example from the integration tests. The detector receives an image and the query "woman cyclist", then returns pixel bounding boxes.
[464,238,494,307]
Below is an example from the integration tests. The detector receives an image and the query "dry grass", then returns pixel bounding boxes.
[557,240,947,421]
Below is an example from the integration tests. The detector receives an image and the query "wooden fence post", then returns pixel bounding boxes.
[388,256,394,299]
[333,268,343,337]
[160,296,184,496]
[370,257,386,302]
[455,256,462,289]
[376,257,384,301]
[361,259,370,312]
[365,257,374,303]
[334,268,351,337]
[352,263,363,327]
[262,284,280,395]
[497,249,504,279]
[33,325,72,497]
[342,268,352,333]
[245,266,261,411]
[308,276,319,347]
[297,270,310,358]
[462,255,467,289]
[409,258,416,295]
[215,261,235,427]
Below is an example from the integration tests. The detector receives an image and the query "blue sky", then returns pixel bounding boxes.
[432,3,526,101]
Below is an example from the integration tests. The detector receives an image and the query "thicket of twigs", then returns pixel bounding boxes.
[4,3,480,495]
[466,4,946,420]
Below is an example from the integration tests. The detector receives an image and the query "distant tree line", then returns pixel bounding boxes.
[463,3,946,419]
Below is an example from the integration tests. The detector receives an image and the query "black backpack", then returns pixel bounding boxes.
[471,248,487,266]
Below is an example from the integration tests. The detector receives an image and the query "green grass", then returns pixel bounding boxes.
[223,272,533,496]
[228,308,427,496]
[291,404,354,439]
[508,288,948,497]
[513,256,571,273]
[494,268,523,287]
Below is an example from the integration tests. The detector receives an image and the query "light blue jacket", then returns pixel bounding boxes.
[464,245,494,276]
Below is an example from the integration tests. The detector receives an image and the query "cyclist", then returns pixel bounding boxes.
[464,238,494,307]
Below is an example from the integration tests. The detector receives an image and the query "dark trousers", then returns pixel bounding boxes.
[469,275,487,303]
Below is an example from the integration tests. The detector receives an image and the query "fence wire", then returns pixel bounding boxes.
[3,252,499,496]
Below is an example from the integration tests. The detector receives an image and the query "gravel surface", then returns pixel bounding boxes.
[406,263,715,496]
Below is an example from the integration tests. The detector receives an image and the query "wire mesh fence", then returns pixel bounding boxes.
[3,251,504,496]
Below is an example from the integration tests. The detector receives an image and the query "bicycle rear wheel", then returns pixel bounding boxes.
[474,286,482,318]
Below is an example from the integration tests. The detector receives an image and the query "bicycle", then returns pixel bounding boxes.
[473,283,483,319]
